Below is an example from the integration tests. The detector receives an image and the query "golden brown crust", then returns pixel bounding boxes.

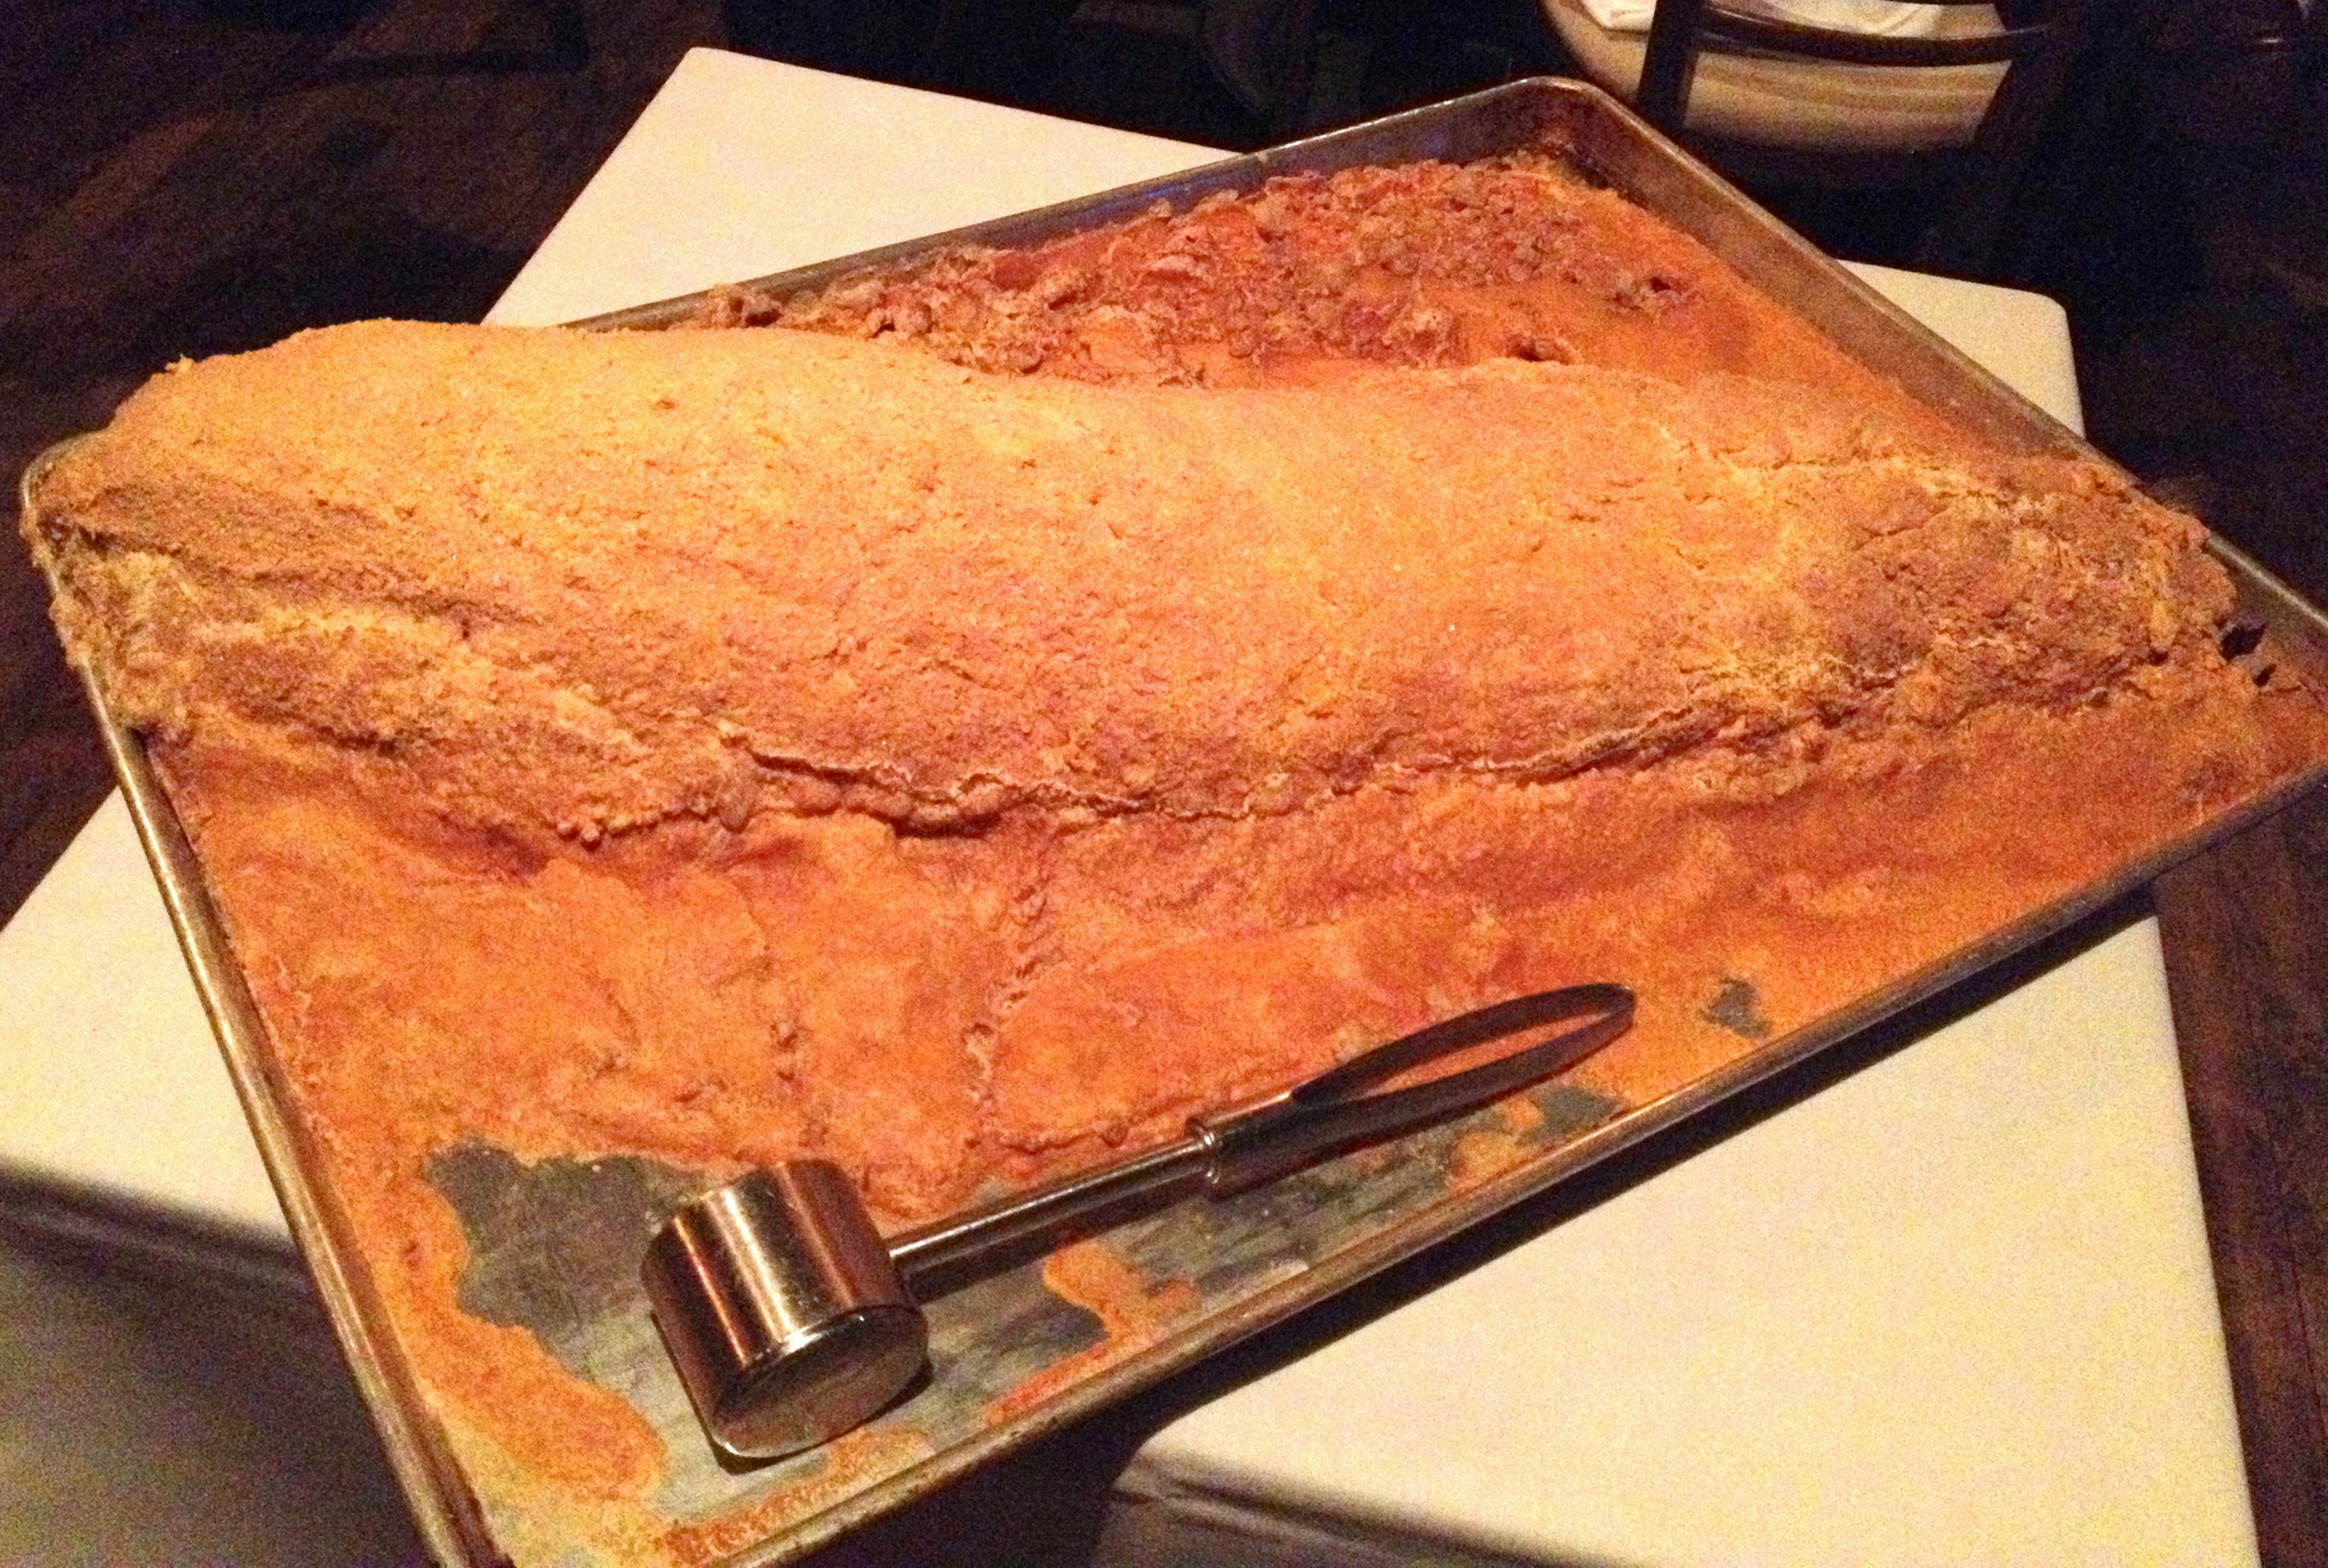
[35,320,2232,850]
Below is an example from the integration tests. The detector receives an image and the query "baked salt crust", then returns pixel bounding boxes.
[28,307,2328,1557]
[706,152,1967,436]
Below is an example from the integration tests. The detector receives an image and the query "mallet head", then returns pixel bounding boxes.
[641,1161,927,1460]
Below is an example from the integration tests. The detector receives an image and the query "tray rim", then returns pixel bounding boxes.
[23,431,500,1568]
[20,74,2328,1568]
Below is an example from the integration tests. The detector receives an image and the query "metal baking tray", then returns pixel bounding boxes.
[27,76,2328,1568]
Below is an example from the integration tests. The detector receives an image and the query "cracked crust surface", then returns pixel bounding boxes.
[36,320,2231,845]
[704,154,1959,441]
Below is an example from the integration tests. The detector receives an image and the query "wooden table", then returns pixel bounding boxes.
[2,2,2321,1560]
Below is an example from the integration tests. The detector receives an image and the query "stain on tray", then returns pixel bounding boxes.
[428,1143,697,1380]
[1701,976,1772,1040]
[420,1072,1620,1534]
[423,1142,1112,1522]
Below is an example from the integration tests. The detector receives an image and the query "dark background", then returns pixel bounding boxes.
[3,1,2324,1561]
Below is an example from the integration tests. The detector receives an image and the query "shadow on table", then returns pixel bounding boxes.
[0,1189,426,1566]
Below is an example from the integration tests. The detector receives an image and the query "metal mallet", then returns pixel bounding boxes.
[640,981,1633,1460]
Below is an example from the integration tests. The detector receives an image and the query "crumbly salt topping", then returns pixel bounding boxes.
[32,319,2230,846]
